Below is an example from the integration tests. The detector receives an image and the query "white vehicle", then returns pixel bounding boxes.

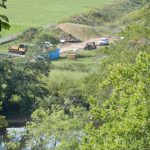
[99,38,109,45]
[60,39,66,44]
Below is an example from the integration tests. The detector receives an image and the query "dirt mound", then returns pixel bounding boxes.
[58,23,99,41]
[60,31,81,43]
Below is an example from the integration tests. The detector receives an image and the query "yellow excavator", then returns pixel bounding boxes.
[8,44,28,55]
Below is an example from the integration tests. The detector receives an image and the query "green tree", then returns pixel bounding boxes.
[25,103,86,150]
[6,101,87,150]
[0,58,50,116]
[0,0,10,129]
[32,29,60,46]
[0,0,10,32]
[81,52,150,150]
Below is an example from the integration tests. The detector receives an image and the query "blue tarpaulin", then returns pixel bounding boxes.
[48,48,60,60]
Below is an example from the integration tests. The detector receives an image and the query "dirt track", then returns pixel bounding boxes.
[60,37,114,54]
[60,38,100,54]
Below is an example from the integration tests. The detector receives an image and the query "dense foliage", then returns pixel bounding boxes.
[0,57,50,130]
[32,28,60,46]
[6,102,87,150]
[1,1,150,150]
[81,52,150,149]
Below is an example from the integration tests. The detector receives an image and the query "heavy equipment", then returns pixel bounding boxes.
[8,44,28,55]
[84,42,97,50]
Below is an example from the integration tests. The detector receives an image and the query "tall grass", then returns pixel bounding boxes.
[51,50,106,72]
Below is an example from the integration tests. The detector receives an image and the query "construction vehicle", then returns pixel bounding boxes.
[42,41,56,51]
[99,38,109,45]
[8,44,28,55]
[84,42,97,50]
[39,41,60,60]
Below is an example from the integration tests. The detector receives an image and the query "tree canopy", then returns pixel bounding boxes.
[81,52,150,150]
[0,0,10,32]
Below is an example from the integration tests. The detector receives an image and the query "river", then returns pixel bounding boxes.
[0,127,59,150]
[0,127,28,150]
[0,117,28,150]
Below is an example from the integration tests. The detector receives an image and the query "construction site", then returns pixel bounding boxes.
[0,24,114,62]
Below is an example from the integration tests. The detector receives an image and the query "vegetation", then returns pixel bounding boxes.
[26,104,86,150]
[82,52,150,150]
[0,0,150,150]
[65,0,149,26]
[17,4,149,149]
[32,28,60,46]
[0,0,10,32]
[0,0,10,131]
[0,57,51,129]
[0,0,112,36]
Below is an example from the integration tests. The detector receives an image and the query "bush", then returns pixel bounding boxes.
[32,28,60,46]
[36,70,88,108]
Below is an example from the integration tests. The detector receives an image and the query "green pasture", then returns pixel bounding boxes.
[1,0,112,36]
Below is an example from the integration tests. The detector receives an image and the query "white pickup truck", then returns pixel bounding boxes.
[99,38,109,45]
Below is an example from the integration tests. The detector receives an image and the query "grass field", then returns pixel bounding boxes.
[1,0,112,36]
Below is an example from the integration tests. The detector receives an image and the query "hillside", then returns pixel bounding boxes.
[64,0,149,26]
[0,0,112,36]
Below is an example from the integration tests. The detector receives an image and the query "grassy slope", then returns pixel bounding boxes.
[28,0,148,43]
[1,0,112,36]
[64,0,148,26]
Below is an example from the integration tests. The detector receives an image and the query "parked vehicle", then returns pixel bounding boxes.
[42,41,54,50]
[60,39,66,44]
[41,41,60,60]
[99,38,109,45]
[8,44,28,55]
[84,42,97,50]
